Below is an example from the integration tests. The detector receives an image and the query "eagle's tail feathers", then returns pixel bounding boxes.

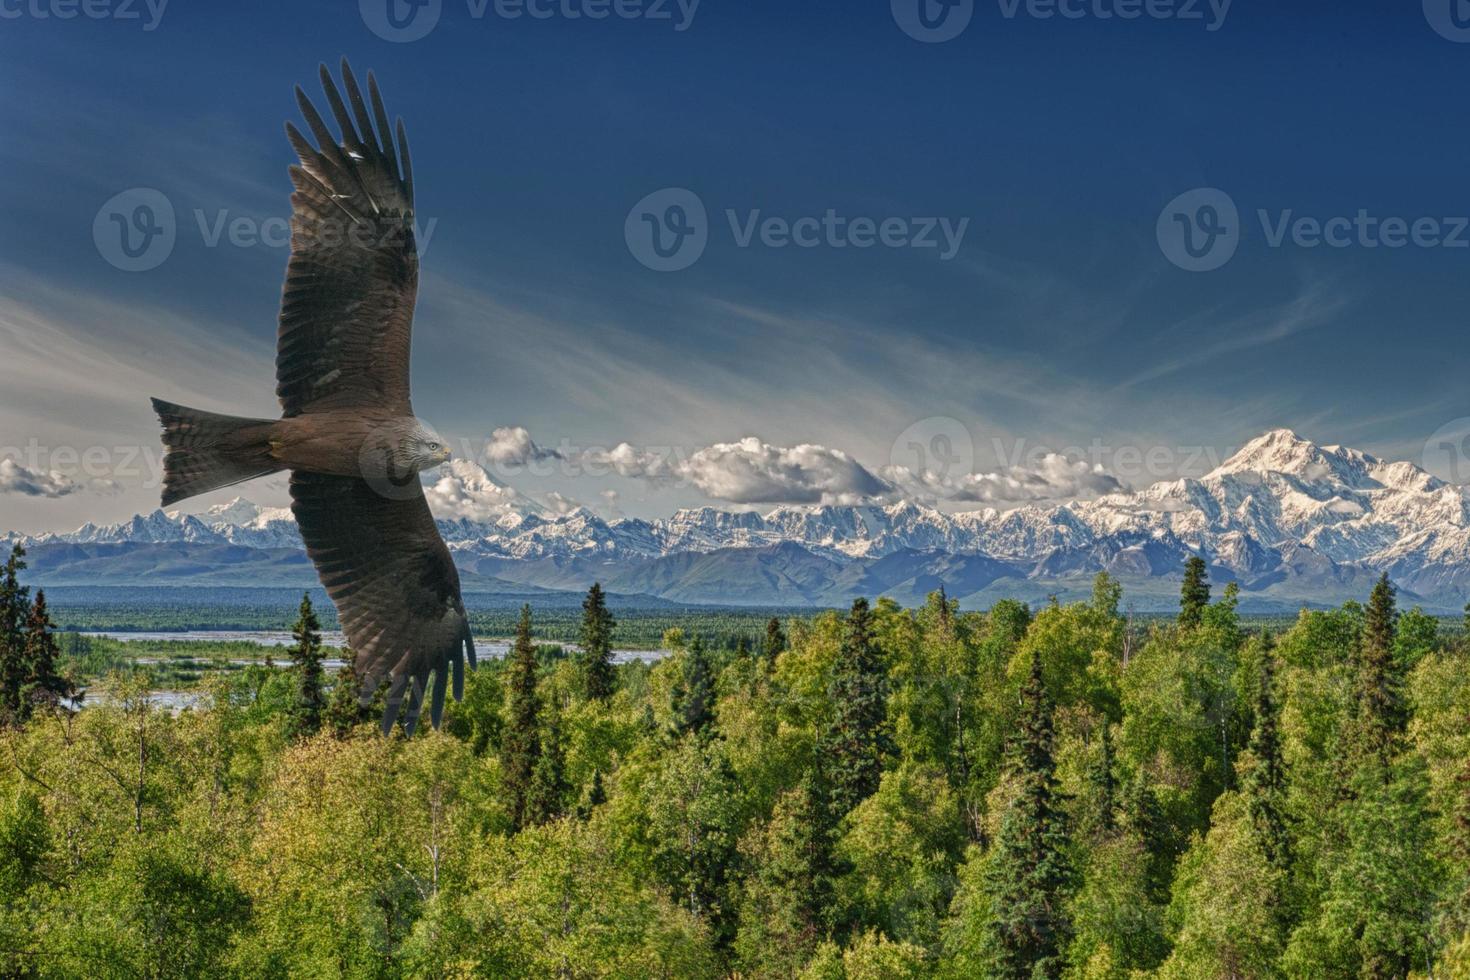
[150,398,282,507]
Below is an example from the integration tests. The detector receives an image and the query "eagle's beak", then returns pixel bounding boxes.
[439,447,453,463]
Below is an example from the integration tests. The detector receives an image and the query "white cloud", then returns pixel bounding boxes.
[542,491,582,516]
[0,459,80,498]
[478,426,563,468]
[423,459,539,522]
[577,437,891,504]
[886,452,1124,505]
[677,438,892,505]
[578,442,680,482]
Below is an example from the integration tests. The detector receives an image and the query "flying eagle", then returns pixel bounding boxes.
[150,60,475,735]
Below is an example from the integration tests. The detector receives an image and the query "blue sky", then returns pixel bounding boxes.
[3,0,1469,531]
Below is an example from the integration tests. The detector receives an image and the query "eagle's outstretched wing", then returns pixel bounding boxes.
[290,472,476,735]
[280,64,473,734]
[277,58,417,418]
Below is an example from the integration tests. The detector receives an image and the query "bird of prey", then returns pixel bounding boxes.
[150,60,475,735]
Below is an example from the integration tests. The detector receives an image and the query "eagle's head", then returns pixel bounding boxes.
[406,419,452,471]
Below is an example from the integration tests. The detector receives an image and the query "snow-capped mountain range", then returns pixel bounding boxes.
[10,430,1470,610]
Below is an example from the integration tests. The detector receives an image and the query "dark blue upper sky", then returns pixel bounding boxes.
[3,0,1469,529]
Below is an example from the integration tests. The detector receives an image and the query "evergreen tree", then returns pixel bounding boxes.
[935,583,955,633]
[0,544,31,724]
[20,589,73,718]
[324,647,378,737]
[527,699,568,825]
[1353,573,1403,766]
[1446,717,1470,937]
[579,583,616,702]
[285,594,326,740]
[1178,555,1211,629]
[1117,773,1171,905]
[1081,723,1116,843]
[734,772,839,974]
[762,616,786,665]
[821,597,888,815]
[1241,639,1290,873]
[981,652,1073,978]
[502,604,542,830]
[672,635,714,738]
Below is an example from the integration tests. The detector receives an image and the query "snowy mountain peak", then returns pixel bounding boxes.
[1205,427,1438,494]
[203,497,267,525]
[1211,428,1350,479]
[10,430,1470,607]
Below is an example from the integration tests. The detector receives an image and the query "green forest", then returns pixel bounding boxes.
[2,543,1470,978]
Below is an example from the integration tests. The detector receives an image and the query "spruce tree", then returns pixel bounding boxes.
[1242,639,1290,872]
[821,597,888,816]
[527,699,569,825]
[1353,573,1402,766]
[285,593,326,740]
[935,584,955,633]
[672,634,714,738]
[983,652,1073,978]
[1081,724,1116,843]
[1446,716,1470,934]
[1117,773,1171,905]
[579,582,616,701]
[1178,555,1211,629]
[502,604,541,830]
[734,771,840,973]
[577,768,607,819]
[324,647,376,737]
[762,616,786,665]
[20,590,72,719]
[0,544,31,724]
